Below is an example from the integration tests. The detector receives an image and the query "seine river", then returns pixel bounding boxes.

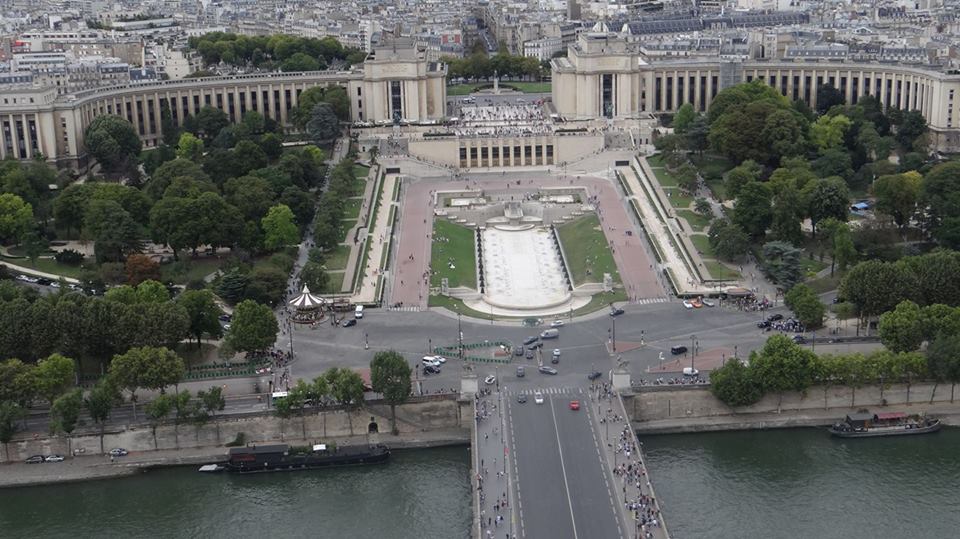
[642,427,960,539]
[0,446,472,539]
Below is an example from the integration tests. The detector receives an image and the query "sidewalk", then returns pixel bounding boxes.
[474,387,514,539]
[350,174,398,304]
[340,167,378,293]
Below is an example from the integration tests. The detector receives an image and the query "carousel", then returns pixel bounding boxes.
[288,284,328,324]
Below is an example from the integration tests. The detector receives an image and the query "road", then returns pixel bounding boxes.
[504,385,623,539]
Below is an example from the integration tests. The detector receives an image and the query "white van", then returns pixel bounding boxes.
[540,328,559,339]
[355,305,364,319]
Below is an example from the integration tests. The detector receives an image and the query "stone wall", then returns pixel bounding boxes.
[624,382,960,433]
[1,397,471,463]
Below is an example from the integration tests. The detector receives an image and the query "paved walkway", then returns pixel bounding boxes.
[340,168,378,294]
[474,387,514,539]
[350,174,398,304]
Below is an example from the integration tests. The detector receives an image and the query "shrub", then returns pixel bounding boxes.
[54,249,84,266]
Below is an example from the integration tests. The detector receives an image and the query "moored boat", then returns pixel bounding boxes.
[829,411,941,438]
[199,442,390,473]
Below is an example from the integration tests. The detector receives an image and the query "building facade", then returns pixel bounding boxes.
[553,33,960,152]
[0,43,446,167]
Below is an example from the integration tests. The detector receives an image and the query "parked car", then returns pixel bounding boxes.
[342,319,357,327]
[682,300,694,309]
[569,400,580,411]
[691,298,703,308]
[534,391,544,404]
[610,307,625,316]
[552,349,561,358]
[423,365,441,375]
[587,371,603,381]
[670,345,688,355]
[527,342,543,351]
[109,448,128,457]
[522,336,539,345]
[682,367,700,377]
[516,366,525,378]
[517,394,528,404]
[423,355,446,364]
[484,375,496,385]
[550,320,565,327]
[25,455,45,464]
[538,366,558,375]
[757,320,771,329]
[792,335,806,344]
[540,328,560,339]
[422,357,441,367]
[218,314,232,322]
[702,299,715,307]
[44,455,64,462]
[767,313,784,322]
[525,350,534,360]
[513,346,524,357]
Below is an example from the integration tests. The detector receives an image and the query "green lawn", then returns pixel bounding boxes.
[691,154,733,179]
[800,257,829,276]
[648,164,679,188]
[343,198,363,220]
[647,154,666,168]
[160,257,224,284]
[704,260,741,280]
[430,221,477,289]
[6,246,57,257]
[353,164,370,179]
[321,271,345,295]
[663,188,694,209]
[2,256,86,279]
[807,274,840,293]
[676,209,711,232]
[323,245,351,271]
[556,214,621,286]
[690,234,714,257]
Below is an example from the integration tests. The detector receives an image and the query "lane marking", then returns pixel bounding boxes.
[549,396,579,539]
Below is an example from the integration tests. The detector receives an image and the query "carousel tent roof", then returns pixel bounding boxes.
[289,285,326,309]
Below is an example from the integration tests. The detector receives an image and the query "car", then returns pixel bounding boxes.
[609,307,625,316]
[702,299,716,307]
[517,394,528,404]
[342,319,357,327]
[792,335,806,344]
[423,365,441,375]
[516,366,525,377]
[484,375,496,385]
[525,350,534,360]
[109,448,128,457]
[15,274,31,282]
[49,281,60,288]
[422,357,441,367]
[588,371,603,381]
[534,391,544,404]
[757,320,771,329]
[682,300,694,309]
[223,323,231,331]
[540,328,560,339]
[569,400,580,411]
[670,345,688,355]
[550,320,565,327]
[682,367,700,377]
[527,342,543,351]
[538,366,558,375]
[513,346,524,357]
[423,355,447,364]
[767,313,784,322]
[45,455,64,462]
[522,336,539,345]
[218,314,232,322]
[691,298,703,308]
[25,455,45,464]
[36,277,52,286]
[552,349,561,358]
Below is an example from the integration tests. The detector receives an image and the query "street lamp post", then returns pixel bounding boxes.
[611,315,617,353]
[428,338,432,355]
[691,334,696,371]
[457,309,463,361]
[365,332,369,350]
[287,319,294,358]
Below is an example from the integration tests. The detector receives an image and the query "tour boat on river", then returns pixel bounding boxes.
[199,443,390,473]
[829,411,941,438]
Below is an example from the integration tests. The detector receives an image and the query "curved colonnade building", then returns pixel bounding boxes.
[552,33,960,153]
[0,42,446,167]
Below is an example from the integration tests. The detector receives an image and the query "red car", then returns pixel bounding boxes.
[569,400,580,411]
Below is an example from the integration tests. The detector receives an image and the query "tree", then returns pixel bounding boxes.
[684,115,710,156]
[840,260,917,320]
[803,176,850,238]
[108,346,186,420]
[0,193,34,244]
[299,261,330,293]
[125,254,161,285]
[84,115,142,172]
[709,358,762,407]
[707,219,750,262]
[34,353,75,407]
[261,204,299,251]
[694,198,712,216]
[171,389,194,449]
[732,181,772,238]
[327,367,365,434]
[280,52,321,72]
[811,148,853,182]
[370,350,412,435]
[675,162,699,193]
[227,299,279,353]
[176,132,205,162]
[85,379,120,454]
[723,160,762,200]
[749,334,816,410]
[878,300,924,353]
[144,393,173,449]
[760,109,806,164]
[833,224,856,274]
[926,334,960,403]
[306,102,340,143]
[84,199,141,263]
[673,103,696,134]
[50,388,83,442]
[810,114,851,150]
[0,401,25,461]
[873,172,922,230]
[893,110,927,151]
[53,184,91,237]
[815,84,845,114]
[769,183,803,246]
[198,386,226,442]
[762,241,804,290]
[190,106,229,141]
[22,230,47,265]
[177,290,223,347]
[784,284,826,329]
[0,358,37,405]
[136,279,171,304]
[216,269,250,304]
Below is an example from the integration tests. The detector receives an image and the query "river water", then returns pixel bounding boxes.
[641,427,960,539]
[0,446,472,539]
